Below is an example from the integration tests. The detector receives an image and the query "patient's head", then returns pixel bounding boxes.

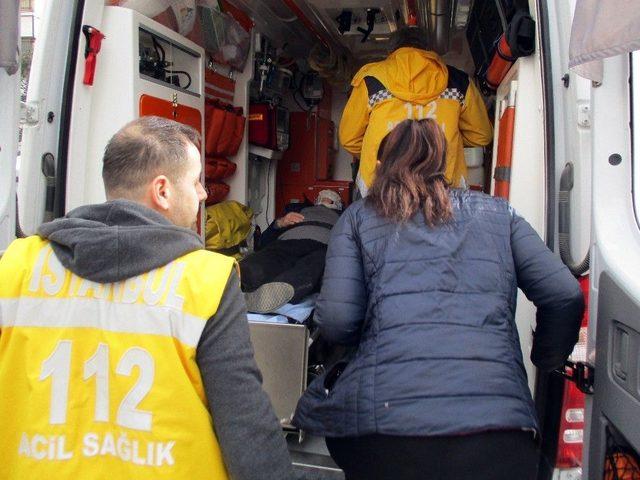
[315,190,342,211]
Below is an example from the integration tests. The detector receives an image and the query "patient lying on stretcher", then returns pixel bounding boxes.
[240,190,343,313]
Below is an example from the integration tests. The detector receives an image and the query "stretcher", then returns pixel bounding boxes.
[247,295,318,429]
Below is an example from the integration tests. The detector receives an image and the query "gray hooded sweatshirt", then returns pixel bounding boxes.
[37,200,295,480]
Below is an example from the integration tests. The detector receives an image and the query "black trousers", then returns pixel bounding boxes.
[239,239,327,304]
[326,431,539,480]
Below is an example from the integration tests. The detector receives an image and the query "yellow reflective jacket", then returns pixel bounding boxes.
[339,47,493,194]
[0,236,234,479]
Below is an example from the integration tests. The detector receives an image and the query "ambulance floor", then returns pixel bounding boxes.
[289,434,344,479]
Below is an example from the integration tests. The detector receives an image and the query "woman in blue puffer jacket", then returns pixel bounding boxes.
[293,119,584,480]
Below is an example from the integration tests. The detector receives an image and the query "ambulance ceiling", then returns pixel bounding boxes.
[231,0,459,62]
[297,0,407,61]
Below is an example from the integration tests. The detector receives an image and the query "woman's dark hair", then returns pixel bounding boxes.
[368,119,453,226]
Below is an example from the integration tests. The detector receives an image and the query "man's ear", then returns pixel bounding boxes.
[148,175,171,211]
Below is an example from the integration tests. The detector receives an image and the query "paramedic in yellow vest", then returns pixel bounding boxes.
[0,116,294,480]
[340,26,493,196]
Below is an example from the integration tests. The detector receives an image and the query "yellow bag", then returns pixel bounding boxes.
[205,201,253,258]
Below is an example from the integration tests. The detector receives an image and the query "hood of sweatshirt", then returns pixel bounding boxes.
[353,47,449,104]
[37,200,203,283]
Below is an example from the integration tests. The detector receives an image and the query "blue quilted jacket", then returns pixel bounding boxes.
[293,189,583,438]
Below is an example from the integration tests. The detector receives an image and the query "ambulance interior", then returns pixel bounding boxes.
[194,1,539,466]
[17,0,561,475]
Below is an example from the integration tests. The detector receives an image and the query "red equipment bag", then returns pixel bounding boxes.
[248,103,273,149]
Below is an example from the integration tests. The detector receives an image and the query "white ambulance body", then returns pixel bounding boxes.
[1,1,639,478]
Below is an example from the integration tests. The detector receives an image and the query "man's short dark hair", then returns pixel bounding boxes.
[390,27,430,52]
[102,116,201,197]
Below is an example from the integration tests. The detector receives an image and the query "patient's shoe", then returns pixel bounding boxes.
[245,282,295,313]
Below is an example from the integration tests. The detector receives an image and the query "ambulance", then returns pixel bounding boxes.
[1,0,639,478]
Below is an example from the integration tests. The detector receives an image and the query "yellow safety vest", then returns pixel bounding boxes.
[0,236,235,479]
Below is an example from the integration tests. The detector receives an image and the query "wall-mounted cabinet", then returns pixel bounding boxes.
[276,111,340,215]
[68,6,204,211]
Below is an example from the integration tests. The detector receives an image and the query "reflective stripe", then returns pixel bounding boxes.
[0,297,207,347]
[439,87,465,104]
[493,165,512,182]
[368,89,393,107]
[356,172,369,198]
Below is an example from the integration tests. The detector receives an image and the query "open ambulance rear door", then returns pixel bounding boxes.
[583,52,640,478]
[0,2,20,254]
[570,5,640,478]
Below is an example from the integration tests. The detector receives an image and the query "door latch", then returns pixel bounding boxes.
[558,360,595,395]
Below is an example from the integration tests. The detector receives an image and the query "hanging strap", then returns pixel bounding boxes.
[281,220,336,232]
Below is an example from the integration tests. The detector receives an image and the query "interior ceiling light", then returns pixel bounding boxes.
[454,0,473,29]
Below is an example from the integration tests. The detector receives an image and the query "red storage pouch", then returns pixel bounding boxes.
[205,102,227,155]
[213,160,228,179]
[205,181,230,206]
[205,157,225,181]
[223,159,237,178]
[214,108,236,155]
[224,108,245,156]
[205,158,236,181]
[204,160,220,180]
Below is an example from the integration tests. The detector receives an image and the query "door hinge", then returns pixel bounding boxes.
[558,360,595,395]
[577,102,591,128]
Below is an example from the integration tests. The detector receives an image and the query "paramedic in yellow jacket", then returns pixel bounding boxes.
[0,116,294,480]
[340,27,493,196]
